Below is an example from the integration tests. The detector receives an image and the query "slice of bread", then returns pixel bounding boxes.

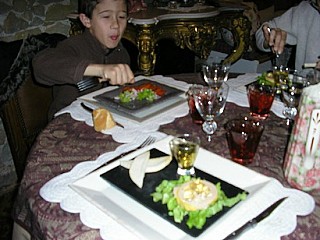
[92,108,116,132]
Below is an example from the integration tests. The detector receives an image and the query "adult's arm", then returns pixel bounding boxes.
[255,1,305,52]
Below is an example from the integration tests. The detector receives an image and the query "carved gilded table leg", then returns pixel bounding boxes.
[217,11,251,65]
[136,25,156,76]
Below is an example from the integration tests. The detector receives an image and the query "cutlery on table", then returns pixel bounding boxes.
[85,136,157,176]
[80,102,124,128]
[223,197,287,240]
[77,74,137,92]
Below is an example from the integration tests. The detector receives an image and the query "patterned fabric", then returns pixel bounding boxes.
[13,73,319,239]
[0,33,66,107]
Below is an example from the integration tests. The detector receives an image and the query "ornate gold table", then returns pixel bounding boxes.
[68,6,251,75]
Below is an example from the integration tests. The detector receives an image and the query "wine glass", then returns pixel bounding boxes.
[281,73,307,122]
[202,63,230,88]
[193,83,229,141]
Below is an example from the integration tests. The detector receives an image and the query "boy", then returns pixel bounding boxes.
[33,0,134,120]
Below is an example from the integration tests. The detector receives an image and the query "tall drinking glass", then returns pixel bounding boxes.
[281,73,307,121]
[194,83,229,142]
[202,63,230,89]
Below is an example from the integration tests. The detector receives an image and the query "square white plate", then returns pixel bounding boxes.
[69,136,290,240]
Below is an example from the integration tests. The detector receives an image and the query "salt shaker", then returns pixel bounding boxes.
[283,83,320,191]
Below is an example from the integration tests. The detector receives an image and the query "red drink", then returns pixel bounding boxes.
[186,85,204,124]
[225,118,264,165]
[247,83,275,120]
[188,97,203,124]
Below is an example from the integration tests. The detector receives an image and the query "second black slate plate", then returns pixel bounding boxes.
[100,148,247,238]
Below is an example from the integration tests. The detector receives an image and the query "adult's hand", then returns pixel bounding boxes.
[262,24,287,55]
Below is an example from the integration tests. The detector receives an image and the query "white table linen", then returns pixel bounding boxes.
[39,74,302,240]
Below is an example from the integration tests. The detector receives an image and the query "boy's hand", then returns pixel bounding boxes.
[84,63,135,85]
[99,64,135,85]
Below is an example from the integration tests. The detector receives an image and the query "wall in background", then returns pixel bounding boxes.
[0,0,78,41]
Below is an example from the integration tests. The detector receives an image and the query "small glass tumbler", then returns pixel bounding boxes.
[169,134,200,176]
[186,85,204,124]
[225,118,264,165]
[247,82,276,120]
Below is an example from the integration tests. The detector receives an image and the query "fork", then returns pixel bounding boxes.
[77,77,100,92]
[139,136,157,149]
[87,136,157,175]
[113,136,157,162]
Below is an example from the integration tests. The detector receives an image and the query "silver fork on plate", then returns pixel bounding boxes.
[87,136,157,175]
[112,136,157,162]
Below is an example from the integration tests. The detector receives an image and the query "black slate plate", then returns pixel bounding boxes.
[93,79,184,114]
[100,148,247,238]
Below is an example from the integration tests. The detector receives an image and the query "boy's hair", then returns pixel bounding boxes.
[79,0,100,18]
[79,0,128,19]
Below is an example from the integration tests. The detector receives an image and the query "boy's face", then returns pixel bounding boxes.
[84,0,127,49]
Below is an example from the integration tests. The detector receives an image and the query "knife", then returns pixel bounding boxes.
[223,197,287,240]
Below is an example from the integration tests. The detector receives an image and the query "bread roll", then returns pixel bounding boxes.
[92,108,116,132]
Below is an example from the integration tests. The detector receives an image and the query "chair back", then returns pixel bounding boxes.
[0,33,66,180]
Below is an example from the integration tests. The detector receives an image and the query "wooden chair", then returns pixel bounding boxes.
[0,33,66,181]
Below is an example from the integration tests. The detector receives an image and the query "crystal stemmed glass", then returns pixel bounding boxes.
[281,74,307,121]
[202,63,230,88]
[194,83,229,141]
